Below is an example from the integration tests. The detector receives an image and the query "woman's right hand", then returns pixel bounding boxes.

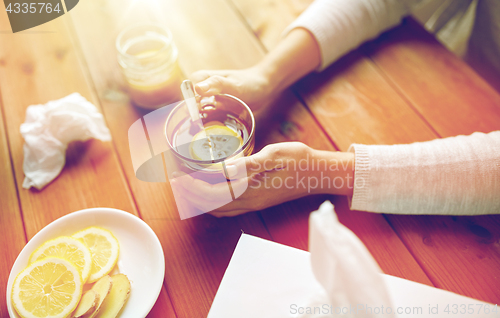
[190,28,321,112]
[190,66,277,112]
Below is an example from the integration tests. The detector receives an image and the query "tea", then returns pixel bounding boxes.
[165,94,255,183]
[172,108,251,169]
[175,108,248,146]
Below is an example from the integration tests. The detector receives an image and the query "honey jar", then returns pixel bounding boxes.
[116,23,183,109]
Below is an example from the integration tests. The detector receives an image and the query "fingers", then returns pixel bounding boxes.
[191,73,240,97]
[171,180,225,212]
[209,209,250,218]
[189,70,212,84]
[170,172,251,209]
[170,177,229,213]
[197,76,237,96]
[171,172,230,199]
[190,70,216,95]
[225,146,286,179]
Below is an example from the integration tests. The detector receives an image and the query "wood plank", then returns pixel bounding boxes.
[226,0,435,285]
[0,95,26,317]
[67,1,433,317]
[465,52,500,95]
[297,51,438,149]
[67,0,272,316]
[384,214,500,303]
[364,18,500,303]
[365,18,500,137]
[230,0,438,148]
[259,194,433,281]
[227,0,313,50]
[169,0,433,285]
[0,12,137,240]
[230,0,500,302]
[147,287,179,318]
[0,8,179,318]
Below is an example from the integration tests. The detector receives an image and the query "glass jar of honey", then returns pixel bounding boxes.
[116,23,183,109]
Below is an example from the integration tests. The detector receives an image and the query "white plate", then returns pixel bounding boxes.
[6,208,165,318]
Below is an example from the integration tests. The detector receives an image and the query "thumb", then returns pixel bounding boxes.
[225,149,281,179]
[194,75,239,97]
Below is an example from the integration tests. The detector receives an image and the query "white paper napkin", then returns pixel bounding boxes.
[208,201,498,318]
[20,93,111,190]
[301,200,395,317]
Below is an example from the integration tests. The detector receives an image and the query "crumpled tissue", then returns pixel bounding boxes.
[299,200,394,317]
[20,93,111,190]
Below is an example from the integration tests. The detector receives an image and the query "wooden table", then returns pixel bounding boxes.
[1,0,499,317]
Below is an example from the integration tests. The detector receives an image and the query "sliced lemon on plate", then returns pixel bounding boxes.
[72,227,119,284]
[189,125,243,161]
[11,257,83,318]
[28,236,92,284]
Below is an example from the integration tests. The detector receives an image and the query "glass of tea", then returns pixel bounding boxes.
[164,94,255,183]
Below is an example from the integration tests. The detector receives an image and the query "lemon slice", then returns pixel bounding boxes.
[189,125,243,161]
[29,236,92,284]
[72,227,119,284]
[11,257,83,318]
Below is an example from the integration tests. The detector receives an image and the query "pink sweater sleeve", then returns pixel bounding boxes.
[349,131,500,215]
[284,0,423,70]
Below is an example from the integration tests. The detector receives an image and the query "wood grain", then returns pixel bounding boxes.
[364,18,500,303]
[0,4,146,315]
[227,0,314,49]
[228,0,435,284]
[230,0,437,147]
[67,0,272,316]
[67,0,433,317]
[384,214,500,303]
[0,12,137,240]
[365,18,500,137]
[2,0,498,316]
[228,0,500,303]
[0,6,180,318]
[202,0,434,285]
[0,95,26,317]
[297,51,437,150]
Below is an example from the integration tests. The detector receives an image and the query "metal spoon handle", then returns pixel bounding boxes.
[181,80,200,123]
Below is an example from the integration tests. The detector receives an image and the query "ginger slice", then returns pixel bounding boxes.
[73,290,99,318]
[88,275,113,318]
[95,274,131,318]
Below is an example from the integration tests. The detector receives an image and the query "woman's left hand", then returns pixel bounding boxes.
[170,142,354,217]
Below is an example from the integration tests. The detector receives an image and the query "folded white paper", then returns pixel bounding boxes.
[208,202,498,318]
[20,93,111,190]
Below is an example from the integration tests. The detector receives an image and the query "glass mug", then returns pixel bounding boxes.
[116,23,183,109]
[164,94,255,183]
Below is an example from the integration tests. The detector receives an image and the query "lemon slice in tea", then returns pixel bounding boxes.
[189,125,243,161]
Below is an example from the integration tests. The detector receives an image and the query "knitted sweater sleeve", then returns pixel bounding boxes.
[284,0,423,70]
[349,131,500,215]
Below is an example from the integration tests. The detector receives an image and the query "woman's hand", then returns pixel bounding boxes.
[189,28,321,112]
[190,66,276,112]
[170,142,355,217]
